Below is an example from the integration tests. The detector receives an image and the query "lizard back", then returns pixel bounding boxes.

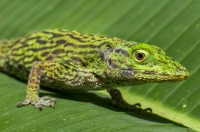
[0,29,125,81]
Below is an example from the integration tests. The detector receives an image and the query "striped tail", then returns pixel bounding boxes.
[0,39,15,70]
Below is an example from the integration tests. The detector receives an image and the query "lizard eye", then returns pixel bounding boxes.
[134,50,148,62]
[136,52,145,60]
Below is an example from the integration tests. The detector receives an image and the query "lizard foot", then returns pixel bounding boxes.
[108,88,152,113]
[17,96,56,110]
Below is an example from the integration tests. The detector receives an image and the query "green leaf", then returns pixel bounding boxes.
[0,0,199,131]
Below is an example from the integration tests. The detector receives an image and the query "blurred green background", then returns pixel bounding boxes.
[0,0,200,131]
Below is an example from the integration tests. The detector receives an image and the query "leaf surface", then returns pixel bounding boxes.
[0,0,199,131]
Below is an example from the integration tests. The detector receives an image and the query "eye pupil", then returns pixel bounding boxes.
[137,53,144,59]
[136,52,145,60]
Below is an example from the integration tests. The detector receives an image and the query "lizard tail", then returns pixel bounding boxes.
[0,39,14,69]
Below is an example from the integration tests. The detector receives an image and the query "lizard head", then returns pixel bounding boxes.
[127,43,189,83]
[104,43,189,84]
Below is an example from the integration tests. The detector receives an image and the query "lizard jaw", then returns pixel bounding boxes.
[133,69,189,82]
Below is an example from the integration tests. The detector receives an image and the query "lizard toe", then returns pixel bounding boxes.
[17,96,56,110]
[17,99,31,108]
[142,108,152,113]
[35,96,56,109]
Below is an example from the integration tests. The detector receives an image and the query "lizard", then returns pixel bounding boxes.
[0,29,189,111]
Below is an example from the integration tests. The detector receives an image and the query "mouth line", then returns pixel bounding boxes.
[120,68,189,80]
[132,70,189,81]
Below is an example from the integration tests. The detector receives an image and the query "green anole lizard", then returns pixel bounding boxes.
[0,29,189,111]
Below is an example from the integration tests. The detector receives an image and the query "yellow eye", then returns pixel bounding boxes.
[134,50,148,62]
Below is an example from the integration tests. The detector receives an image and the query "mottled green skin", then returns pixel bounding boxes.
[0,29,189,110]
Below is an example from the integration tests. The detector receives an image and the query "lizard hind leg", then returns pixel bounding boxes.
[108,88,152,113]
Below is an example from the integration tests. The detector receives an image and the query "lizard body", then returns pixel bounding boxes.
[0,29,189,111]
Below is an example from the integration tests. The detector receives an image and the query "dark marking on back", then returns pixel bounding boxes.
[46,55,54,60]
[64,43,75,47]
[26,36,41,41]
[115,49,129,57]
[52,49,64,54]
[71,56,88,67]
[64,42,97,49]
[97,42,112,49]
[56,40,66,45]
[71,57,83,63]
[68,34,88,43]
[14,39,20,44]
[41,52,49,57]
[36,39,47,44]
[42,31,64,38]
[27,44,58,52]
[78,50,97,55]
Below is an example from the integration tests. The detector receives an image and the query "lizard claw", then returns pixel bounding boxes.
[143,108,152,113]
[111,99,151,112]
[108,88,152,113]
[133,103,141,108]
[17,100,31,107]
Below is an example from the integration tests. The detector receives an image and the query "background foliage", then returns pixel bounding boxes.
[0,0,199,131]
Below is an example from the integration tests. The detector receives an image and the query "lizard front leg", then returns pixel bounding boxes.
[17,61,90,110]
[108,88,152,112]
[17,62,58,110]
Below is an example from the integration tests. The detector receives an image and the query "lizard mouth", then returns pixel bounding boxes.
[133,69,189,82]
